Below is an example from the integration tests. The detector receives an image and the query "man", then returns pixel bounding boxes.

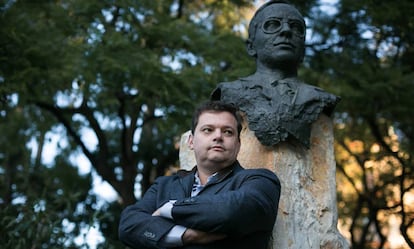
[119,101,281,249]
[211,0,340,148]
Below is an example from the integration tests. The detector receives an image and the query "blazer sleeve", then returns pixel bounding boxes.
[118,178,176,249]
[171,169,281,237]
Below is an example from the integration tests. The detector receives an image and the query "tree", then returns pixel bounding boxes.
[2,0,414,248]
[0,103,105,248]
[302,0,414,247]
[1,0,254,247]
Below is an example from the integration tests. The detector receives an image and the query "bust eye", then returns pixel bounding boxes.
[289,21,305,37]
[262,19,282,33]
[262,18,305,38]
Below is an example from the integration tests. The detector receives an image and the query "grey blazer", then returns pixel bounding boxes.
[118,161,281,249]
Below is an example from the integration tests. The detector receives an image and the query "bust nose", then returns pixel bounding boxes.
[279,22,293,36]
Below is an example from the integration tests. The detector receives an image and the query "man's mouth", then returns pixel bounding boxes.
[210,145,224,151]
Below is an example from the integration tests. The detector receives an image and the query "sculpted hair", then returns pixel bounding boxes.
[191,101,243,139]
[247,0,305,47]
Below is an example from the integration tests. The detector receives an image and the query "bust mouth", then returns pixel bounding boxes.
[273,42,295,48]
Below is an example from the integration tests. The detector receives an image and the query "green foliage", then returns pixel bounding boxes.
[0,106,97,249]
[1,0,414,248]
[1,0,255,247]
[303,0,414,247]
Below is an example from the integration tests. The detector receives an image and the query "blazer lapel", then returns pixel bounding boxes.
[178,167,196,197]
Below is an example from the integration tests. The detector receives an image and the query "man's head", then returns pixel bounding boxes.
[246,0,306,69]
[189,101,242,170]
[191,101,243,140]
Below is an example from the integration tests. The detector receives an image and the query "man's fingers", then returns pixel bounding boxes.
[182,228,227,244]
[152,208,161,216]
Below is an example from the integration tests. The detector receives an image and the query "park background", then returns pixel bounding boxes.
[1,0,413,248]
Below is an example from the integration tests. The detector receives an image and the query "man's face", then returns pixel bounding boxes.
[249,3,305,67]
[189,111,240,171]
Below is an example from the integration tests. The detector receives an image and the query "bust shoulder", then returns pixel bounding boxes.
[210,77,262,100]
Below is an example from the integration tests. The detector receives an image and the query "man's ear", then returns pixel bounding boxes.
[246,39,257,57]
[188,133,194,150]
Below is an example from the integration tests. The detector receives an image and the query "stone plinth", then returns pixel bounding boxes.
[179,114,349,249]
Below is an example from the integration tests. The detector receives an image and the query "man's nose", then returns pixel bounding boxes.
[212,129,223,141]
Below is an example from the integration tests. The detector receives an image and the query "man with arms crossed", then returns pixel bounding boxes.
[119,101,281,249]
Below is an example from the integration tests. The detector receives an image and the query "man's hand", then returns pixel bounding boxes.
[152,200,175,218]
[152,208,161,216]
[182,228,227,245]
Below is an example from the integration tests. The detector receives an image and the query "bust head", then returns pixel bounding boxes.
[246,0,306,71]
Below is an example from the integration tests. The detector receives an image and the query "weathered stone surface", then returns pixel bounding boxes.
[179,131,196,171]
[179,114,349,249]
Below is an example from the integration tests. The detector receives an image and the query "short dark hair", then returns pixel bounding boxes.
[191,101,243,140]
[247,0,305,46]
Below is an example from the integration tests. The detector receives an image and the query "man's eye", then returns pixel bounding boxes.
[223,130,234,136]
[202,128,213,133]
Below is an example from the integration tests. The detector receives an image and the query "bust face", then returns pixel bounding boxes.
[248,3,306,69]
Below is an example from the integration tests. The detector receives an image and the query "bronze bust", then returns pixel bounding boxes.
[211,0,339,148]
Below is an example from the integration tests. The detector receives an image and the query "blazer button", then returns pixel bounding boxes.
[183,198,195,203]
[144,231,156,239]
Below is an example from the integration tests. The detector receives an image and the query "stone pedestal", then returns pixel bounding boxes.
[179,114,349,249]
